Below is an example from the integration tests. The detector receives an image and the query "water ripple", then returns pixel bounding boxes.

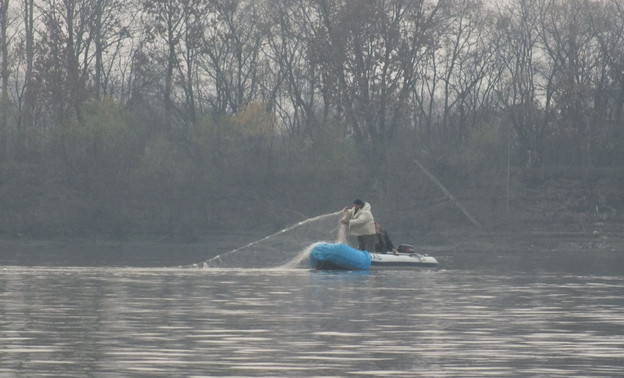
[1,264,624,376]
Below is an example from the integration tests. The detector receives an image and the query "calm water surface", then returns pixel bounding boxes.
[1,245,624,377]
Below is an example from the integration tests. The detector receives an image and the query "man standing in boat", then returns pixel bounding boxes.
[340,199,376,253]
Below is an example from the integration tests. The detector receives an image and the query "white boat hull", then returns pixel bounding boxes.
[369,252,439,269]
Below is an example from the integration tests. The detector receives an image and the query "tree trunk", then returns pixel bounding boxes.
[94,0,103,100]
[0,0,9,161]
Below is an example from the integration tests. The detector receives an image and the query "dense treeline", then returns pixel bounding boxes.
[0,0,623,239]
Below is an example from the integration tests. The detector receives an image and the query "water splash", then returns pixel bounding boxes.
[193,211,344,269]
[277,242,324,269]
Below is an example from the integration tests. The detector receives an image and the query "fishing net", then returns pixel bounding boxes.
[194,210,348,269]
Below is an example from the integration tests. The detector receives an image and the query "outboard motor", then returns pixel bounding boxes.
[396,244,415,254]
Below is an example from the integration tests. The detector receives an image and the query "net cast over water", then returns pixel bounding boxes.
[194,210,345,269]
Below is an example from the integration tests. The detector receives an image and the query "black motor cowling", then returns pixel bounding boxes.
[396,244,415,254]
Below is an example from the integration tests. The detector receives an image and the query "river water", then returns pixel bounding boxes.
[1,240,624,377]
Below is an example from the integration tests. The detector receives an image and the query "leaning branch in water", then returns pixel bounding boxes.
[413,158,483,228]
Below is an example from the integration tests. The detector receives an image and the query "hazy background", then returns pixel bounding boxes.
[0,0,622,242]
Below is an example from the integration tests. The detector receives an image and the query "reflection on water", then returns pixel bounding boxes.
[1,251,624,376]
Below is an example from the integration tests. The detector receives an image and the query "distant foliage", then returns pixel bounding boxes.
[0,0,622,237]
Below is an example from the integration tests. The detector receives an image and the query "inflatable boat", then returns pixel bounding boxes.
[309,243,439,270]
[309,243,371,270]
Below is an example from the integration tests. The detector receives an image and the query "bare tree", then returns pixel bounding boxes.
[310,1,442,150]
[142,0,184,130]
[495,0,552,167]
[177,0,207,126]
[0,0,9,160]
[411,1,499,149]
[90,0,132,101]
[588,0,624,164]
[537,0,598,165]
[17,0,34,159]
[199,0,264,116]
[141,0,210,129]
[263,0,325,138]
[33,0,94,127]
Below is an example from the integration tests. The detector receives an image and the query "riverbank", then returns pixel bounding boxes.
[2,164,623,265]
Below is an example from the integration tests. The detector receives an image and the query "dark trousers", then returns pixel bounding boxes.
[357,234,377,253]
